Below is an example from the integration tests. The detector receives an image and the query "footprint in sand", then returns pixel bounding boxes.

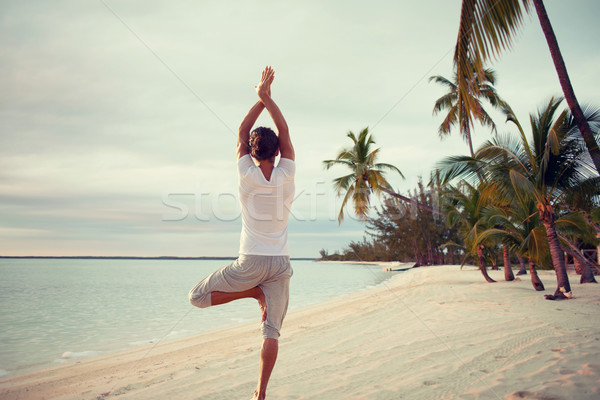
[577,363,599,375]
[507,390,562,400]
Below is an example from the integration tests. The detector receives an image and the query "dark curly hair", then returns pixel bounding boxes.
[249,127,279,161]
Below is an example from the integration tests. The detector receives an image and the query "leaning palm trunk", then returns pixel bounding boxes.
[573,257,584,275]
[491,257,498,271]
[531,0,600,175]
[557,234,597,284]
[503,245,515,281]
[476,244,495,283]
[538,203,572,298]
[572,256,596,284]
[516,254,527,275]
[528,258,545,291]
[379,187,445,215]
[564,248,597,283]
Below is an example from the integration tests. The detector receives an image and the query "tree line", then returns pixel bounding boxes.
[320,0,600,300]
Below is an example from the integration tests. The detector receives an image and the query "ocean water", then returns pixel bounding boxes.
[0,258,395,376]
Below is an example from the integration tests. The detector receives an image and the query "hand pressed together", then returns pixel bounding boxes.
[255,66,274,99]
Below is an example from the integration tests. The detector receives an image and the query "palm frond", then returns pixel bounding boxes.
[454,0,531,75]
[509,169,540,205]
[547,109,569,156]
[521,226,551,266]
[436,155,485,185]
[438,105,459,137]
[477,106,497,132]
[432,93,458,116]
[555,212,597,244]
[365,147,381,167]
[332,173,357,194]
[337,185,355,224]
[346,131,358,145]
[323,158,353,170]
[475,228,508,245]
[428,75,456,89]
[374,162,404,179]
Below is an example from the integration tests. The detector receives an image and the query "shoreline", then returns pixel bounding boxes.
[1,265,599,399]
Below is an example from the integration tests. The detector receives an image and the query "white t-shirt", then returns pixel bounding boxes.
[237,154,295,255]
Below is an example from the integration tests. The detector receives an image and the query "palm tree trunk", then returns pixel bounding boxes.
[557,233,597,284]
[575,257,597,284]
[503,245,515,281]
[538,203,572,298]
[528,258,545,291]
[477,244,495,283]
[380,187,445,215]
[572,256,583,275]
[516,254,527,275]
[532,0,600,175]
[565,249,598,283]
[412,242,419,265]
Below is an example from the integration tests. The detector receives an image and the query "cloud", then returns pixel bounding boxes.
[1,0,598,257]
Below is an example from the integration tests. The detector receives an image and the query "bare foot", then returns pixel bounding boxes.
[252,389,265,400]
[254,287,267,322]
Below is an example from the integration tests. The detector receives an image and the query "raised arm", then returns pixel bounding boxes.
[255,66,295,161]
[237,101,264,159]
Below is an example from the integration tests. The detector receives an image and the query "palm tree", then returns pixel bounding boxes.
[454,0,600,174]
[477,206,515,281]
[430,65,505,156]
[324,127,442,224]
[478,201,547,290]
[323,127,403,223]
[561,172,600,280]
[554,212,598,284]
[441,182,496,282]
[438,97,599,298]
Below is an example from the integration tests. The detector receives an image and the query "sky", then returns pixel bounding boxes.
[1,0,599,258]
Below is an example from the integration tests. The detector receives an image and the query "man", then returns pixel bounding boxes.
[189,66,295,400]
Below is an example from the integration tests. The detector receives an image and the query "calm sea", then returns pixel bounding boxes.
[0,258,395,376]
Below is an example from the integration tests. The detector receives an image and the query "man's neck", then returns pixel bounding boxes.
[257,159,275,181]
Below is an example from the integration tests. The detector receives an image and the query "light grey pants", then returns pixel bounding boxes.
[188,255,293,340]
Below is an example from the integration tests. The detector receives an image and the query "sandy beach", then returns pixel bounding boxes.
[1,264,599,400]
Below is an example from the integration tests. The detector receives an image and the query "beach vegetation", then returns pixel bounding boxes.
[478,198,548,289]
[323,96,598,298]
[319,178,460,265]
[321,1,599,300]
[439,181,497,282]
[367,181,455,264]
[437,97,600,297]
[454,0,600,174]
